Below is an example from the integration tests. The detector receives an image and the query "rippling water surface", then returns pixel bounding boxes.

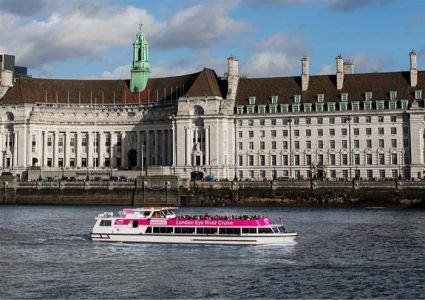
[1,205,424,298]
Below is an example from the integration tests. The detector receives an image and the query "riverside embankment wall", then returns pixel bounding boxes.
[1,176,425,207]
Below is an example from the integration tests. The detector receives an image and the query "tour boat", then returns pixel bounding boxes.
[90,207,297,245]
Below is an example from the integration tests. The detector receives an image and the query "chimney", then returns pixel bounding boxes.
[336,55,344,90]
[226,56,239,100]
[343,60,354,74]
[410,50,417,87]
[301,56,309,91]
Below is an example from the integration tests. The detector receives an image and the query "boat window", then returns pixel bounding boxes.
[152,227,173,234]
[152,212,160,218]
[166,210,174,215]
[258,227,273,234]
[279,226,286,233]
[100,220,112,226]
[145,227,152,234]
[143,211,151,217]
[219,228,241,235]
[175,227,195,234]
[271,227,279,233]
[132,220,139,228]
[242,228,257,234]
[197,227,218,234]
[160,211,167,218]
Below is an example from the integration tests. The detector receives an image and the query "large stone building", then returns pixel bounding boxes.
[1,28,425,181]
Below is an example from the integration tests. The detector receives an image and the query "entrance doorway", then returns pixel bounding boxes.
[128,149,137,169]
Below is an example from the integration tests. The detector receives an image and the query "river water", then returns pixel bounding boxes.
[0,205,424,299]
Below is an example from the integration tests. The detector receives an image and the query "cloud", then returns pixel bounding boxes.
[350,52,393,72]
[0,0,54,16]
[242,33,310,77]
[1,1,248,70]
[327,0,394,12]
[317,64,334,75]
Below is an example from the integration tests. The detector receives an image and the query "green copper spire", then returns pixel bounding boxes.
[130,24,151,92]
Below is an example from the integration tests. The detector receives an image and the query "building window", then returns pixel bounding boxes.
[318,129,323,136]
[306,129,311,137]
[392,169,398,179]
[367,170,373,179]
[248,170,254,178]
[378,128,384,135]
[329,129,335,136]
[391,153,398,165]
[376,101,385,110]
[366,128,372,135]
[342,154,348,165]
[378,116,384,123]
[271,130,276,138]
[366,139,372,148]
[271,155,277,166]
[341,93,348,102]
[391,127,397,135]
[248,155,254,166]
[317,94,324,103]
[294,95,301,103]
[305,118,311,125]
[415,90,422,100]
[239,142,243,150]
[239,131,243,138]
[306,141,311,149]
[294,118,299,125]
[283,130,288,137]
[283,155,288,166]
[294,141,300,149]
[327,102,336,112]
[249,131,254,138]
[318,140,324,149]
[379,153,385,165]
[391,139,397,148]
[354,140,359,148]
[260,130,265,138]
[341,128,347,136]
[354,154,360,165]
[283,141,288,149]
[249,96,256,105]
[260,141,265,150]
[317,118,323,124]
[271,95,278,104]
[353,128,359,135]
[238,155,243,166]
[367,154,373,165]
[366,116,372,123]
[329,117,335,124]
[342,140,348,149]
[260,155,266,166]
[379,139,384,148]
[390,91,397,100]
[330,140,335,149]
[271,141,276,150]
[365,91,373,101]
[248,120,254,126]
[294,130,300,137]
[391,116,397,122]
[271,119,277,125]
[249,142,254,150]
[380,169,386,178]
[258,106,266,114]
[294,155,300,165]
[306,155,312,166]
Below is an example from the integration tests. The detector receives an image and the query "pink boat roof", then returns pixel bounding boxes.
[114,217,273,227]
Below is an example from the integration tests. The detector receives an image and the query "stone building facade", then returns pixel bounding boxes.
[1,28,425,181]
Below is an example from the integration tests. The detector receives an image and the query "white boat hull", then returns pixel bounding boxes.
[90,232,297,245]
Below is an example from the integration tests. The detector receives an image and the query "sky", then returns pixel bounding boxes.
[1,0,424,80]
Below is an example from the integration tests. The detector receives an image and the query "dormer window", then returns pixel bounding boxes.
[271,95,278,104]
[248,96,256,105]
[340,93,348,102]
[415,90,422,100]
[317,94,324,103]
[294,95,301,103]
[365,91,372,101]
[390,91,397,101]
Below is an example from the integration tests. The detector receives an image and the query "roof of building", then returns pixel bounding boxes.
[0,68,227,105]
[235,71,425,105]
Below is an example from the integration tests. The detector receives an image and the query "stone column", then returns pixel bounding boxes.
[99,132,105,168]
[172,122,176,167]
[121,131,126,169]
[43,131,48,167]
[185,127,189,166]
[53,131,59,168]
[110,132,117,168]
[87,131,93,168]
[13,132,18,168]
[64,131,69,168]
[136,130,141,167]
[205,126,210,165]
[161,130,166,165]
[145,131,150,166]
[154,130,159,165]
[0,131,3,168]
[76,132,82,167]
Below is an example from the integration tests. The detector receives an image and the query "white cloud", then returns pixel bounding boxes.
[350,52,393,72]
[1,1,248,70]
[242,33,310,77]
[317,64,334,75]
[98,64,131,79]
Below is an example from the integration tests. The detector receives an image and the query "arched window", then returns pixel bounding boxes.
[193,105,204,116]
